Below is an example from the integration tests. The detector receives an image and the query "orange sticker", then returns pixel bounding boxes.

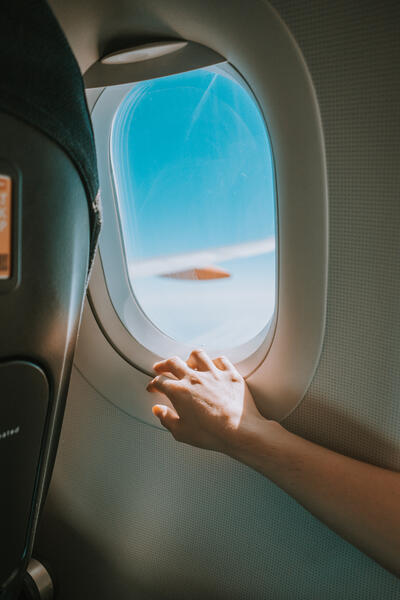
[0,175,12,279]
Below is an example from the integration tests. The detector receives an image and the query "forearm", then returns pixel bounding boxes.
[230,420,400,576]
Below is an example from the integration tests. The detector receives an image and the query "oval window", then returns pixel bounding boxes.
[111,67,276,352]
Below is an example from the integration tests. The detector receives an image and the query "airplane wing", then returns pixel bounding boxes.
[128,236,275,279]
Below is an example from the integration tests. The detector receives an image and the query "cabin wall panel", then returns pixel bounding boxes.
[274,0,400,469]
[37,1,400,598]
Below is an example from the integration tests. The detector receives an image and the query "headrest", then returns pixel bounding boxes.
[0,0,101,271]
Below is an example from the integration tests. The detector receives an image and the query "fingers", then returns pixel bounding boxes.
[153,356,191,379]
[213,355,242,380]
[146,375,180,396]
[213,355,231,371]
[152,404,180,432]
[187,349,217,372]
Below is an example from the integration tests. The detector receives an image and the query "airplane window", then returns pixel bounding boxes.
[110,67,276,352]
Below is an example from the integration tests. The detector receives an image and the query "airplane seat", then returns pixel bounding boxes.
[0,1,101,599]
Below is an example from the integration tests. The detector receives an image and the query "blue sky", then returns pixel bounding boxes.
[111,67,276,351]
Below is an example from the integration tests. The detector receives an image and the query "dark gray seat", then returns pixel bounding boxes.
[0,1,101,598]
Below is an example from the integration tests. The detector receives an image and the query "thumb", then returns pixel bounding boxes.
[152,405,180,432]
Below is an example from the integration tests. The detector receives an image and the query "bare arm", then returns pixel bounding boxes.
[147,350,400,576]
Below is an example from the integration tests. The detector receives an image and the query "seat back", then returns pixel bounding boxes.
[0,1,100,597]
[0,112,90,598]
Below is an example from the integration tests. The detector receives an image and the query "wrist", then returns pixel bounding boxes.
[226,417,287,464]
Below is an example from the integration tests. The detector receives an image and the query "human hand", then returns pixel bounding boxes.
[147,349,266,454]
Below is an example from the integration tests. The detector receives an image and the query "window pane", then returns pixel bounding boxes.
[111,67,276,351]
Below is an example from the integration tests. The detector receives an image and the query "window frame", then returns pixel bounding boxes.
[81,17,328,424]
[89,62,279,376]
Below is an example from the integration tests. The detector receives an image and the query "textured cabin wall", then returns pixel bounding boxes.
[275,0,400,470]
